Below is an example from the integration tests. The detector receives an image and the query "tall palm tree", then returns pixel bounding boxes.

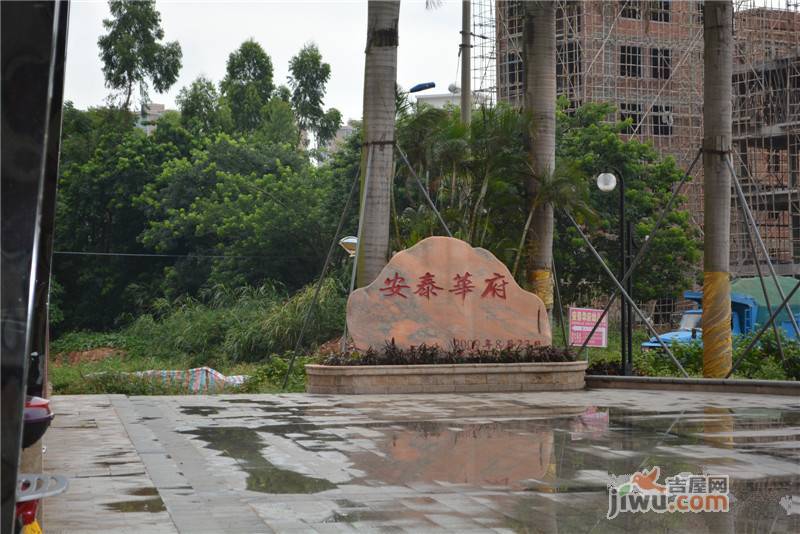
[522,1,556,311]
[702,0,733,377]
[356,0,401,287]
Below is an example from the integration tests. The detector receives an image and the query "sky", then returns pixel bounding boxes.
[64,0,464,122]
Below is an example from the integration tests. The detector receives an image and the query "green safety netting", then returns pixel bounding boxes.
[731,275,800,326]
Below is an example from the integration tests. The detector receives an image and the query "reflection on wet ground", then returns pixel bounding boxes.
[103,497,166,513]
[103,487,165,513]
[180,426,336,493]
[48,390,800,533]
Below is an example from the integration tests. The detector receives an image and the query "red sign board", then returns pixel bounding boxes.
[569,307,608,348]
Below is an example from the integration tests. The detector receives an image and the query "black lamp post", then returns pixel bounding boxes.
[597,171,633,375]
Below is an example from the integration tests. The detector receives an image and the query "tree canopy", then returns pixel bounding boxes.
[55,34,699,333]
[98,0,182,109]
[288,43,342,145]
[176,76,231,135]
[220,39,275,132]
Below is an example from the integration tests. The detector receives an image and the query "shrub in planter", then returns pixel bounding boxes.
[321,341,576,366]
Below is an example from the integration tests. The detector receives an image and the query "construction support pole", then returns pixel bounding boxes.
[283,168,362,389]
[702,1,734,378]
[460,0,471,125]
[727,157,800,339]
[578,149,703,354]
[565,212,689,377]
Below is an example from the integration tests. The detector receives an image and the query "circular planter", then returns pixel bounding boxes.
[305,361,588,394]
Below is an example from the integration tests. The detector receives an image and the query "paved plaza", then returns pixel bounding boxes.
[44,389,800,533]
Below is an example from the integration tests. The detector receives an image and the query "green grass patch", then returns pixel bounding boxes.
[50,280,340,395]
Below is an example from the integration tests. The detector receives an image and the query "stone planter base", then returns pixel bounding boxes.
[305,361,587,394]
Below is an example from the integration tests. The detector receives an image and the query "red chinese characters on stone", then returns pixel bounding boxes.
[448,272,475,302]
[379,272,410,298]
[380,271,509,302]
[481,272,509,299]
[414,272,443,300]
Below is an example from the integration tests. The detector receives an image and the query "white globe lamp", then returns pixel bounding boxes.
[596,172,617,192]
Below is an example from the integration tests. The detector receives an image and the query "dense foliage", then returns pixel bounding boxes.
[323,342,576,366]
[54,92,700,335]
[48,282,340,394]
[54,36,348,332]
[392,98,701,304]
[642,330,800,380]
[56,18,700,366]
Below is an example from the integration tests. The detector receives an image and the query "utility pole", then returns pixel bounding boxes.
[702,0,733,378]
[460,0,471,124]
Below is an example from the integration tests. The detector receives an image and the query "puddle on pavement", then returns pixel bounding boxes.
[222,399,281,405]
[180,406,222,416]
[94,459,137,465]
[172,400,799,534]
[181,426,336,494]
[128,487,159,496]
[334,499,368,508]
[104,497,165,513]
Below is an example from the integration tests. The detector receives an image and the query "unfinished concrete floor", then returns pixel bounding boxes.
[43,390,800,533]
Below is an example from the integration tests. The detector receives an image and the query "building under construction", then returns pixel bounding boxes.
[474,0,800,286]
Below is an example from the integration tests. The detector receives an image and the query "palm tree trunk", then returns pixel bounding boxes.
[702,0,733,377]
[523,1,556,311]
[356,0,400,287]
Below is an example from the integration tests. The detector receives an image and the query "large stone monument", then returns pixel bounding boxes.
[347,236,551,351]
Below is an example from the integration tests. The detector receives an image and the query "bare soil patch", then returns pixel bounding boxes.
[57,347,126,365]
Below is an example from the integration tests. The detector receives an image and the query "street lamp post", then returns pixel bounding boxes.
[597,171,632,375]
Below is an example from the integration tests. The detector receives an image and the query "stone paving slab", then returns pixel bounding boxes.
[44,389,800,533]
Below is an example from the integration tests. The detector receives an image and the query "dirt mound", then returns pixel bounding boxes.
[58,347,126,365]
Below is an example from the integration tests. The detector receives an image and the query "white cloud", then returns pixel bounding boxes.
[65,0,463,121]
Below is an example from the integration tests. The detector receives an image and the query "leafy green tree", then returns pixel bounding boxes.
[287,43,341,144]
[98,0,182,109]
[553,101,701,305]
[55,116,179,329]
[176,76,231,135]
[275,85,292,103]
[220,40,274,132]
[317,108,343,147]
[255,97,299,146]
[138,135,320,293]
[395,102,529,262]
[150,110,197,158]
[392,100,699,305]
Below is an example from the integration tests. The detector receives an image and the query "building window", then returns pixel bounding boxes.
[557,41,582,95]
[651,105,673,136]
[651,48,671,79]
[769,151,781,173]
[507,52,523,87]
[694,1,705,25]
[507,1,522,36]
[650,1,671,23]
[620,0,641,19]
[620,45,642,77]
[620,103,643,134]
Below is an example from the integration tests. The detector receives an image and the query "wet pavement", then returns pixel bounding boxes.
[44,390,800,533]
